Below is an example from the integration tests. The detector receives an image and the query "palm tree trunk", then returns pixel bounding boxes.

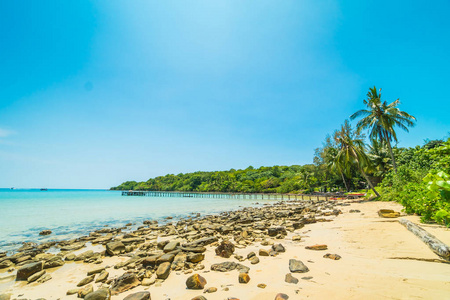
[386,138,398,174]
[359,167,380,197]
[340,171,349,192]
[350,148,381,197]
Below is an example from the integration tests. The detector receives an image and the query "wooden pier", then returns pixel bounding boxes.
[121,190,336,201]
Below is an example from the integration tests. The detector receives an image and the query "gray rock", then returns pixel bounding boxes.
[77,274,95,287]
[84,288,111,300]
[16,261,43,281]
[95,271,109,283]
[0,260,13,269]
[123,291,151,300]
[74,250,94,261]
[179,246,206,253]
[60,242,85,251]
[156,262,171,279]
[156,253,176,264]
[78,284,94,298]
[249,256,260,264]
[215,240,235,258]
[106,241,125,256]
[27,270,46,283]
[111,272,140,295]
[186,274,207,289]
[285,273,299,284]
[43,256,65,269]
[87,266,105,276]
[289,259,309,273]
[187,253,204,263]
[37,273,52,283]
[163,241,180,253]
[183,236,218,248]
[272,244,285,253]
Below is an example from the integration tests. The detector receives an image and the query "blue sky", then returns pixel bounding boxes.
[0,1,449,188]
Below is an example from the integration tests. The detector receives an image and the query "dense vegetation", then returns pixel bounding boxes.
[112,87,450,225]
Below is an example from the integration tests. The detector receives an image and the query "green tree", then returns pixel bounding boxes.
[334,120,380,197]
[350,87,416,173]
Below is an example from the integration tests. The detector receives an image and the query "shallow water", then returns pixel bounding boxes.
[0,189,273,253]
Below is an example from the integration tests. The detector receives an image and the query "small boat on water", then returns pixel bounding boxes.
[40,188,48,191]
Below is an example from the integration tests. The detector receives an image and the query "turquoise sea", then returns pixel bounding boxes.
[0,189,273,253]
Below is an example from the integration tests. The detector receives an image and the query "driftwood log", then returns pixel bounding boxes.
[399,218,450,260]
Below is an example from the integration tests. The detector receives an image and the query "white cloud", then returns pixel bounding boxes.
[0,128,15,138]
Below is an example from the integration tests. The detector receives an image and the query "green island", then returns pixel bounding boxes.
[113,87,450,226]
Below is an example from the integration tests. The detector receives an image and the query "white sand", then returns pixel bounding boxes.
[1,200,450,299]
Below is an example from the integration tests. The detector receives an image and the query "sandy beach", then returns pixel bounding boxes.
[1,199,449,300]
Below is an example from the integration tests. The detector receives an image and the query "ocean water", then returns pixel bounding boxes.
[0,189,273,253]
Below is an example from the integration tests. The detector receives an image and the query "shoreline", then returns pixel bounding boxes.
[1,199,450,299]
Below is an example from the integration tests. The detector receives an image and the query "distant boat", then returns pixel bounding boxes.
[10,187,15,190]
[40,188,48,191]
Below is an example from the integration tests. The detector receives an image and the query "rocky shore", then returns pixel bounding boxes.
[1,199,449,300]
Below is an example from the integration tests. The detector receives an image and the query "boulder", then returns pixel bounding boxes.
[77,275,95,287]
[27,270,45,283]
[272,244,285,253]
[110,273,140,295]
[284,273,298,284]
[0,260,13,269]
[215,240,235,258]
[180,246,206,253]
[84,288,111,300]
[323,253,341,260]
[268,226,287,237]
[39,230,52,236]
[210,261,237,272]
[191,296,207,300]
[183,236,218,248]
[67,288,80,295]
[75,250,94,261]
[186,274,207,289]
[238,272,250,283]
[95,271,109,283]
[16,261,43,281]
[275,293,289,300]
[259,249,270,256]
[156,262,171,279]
[187,253,204,263]
[204,287,217,293]
[171,252,187,270]
[163,241,180,253]
[156,253,176,264]
[378,209,400,218]
[43,257,65,269]
[78,284,94,298]
[249,256,260,264]
[106,241,125,256]
[123,291,151,300]
[305,244,328,251]
[37,273,52,283]
[87,266,105,276]
[289,259,309,273]
[60,242,85,251]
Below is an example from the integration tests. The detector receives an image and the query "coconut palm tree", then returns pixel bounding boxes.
[367,139,392,177]
[323,144,349,192]
[334,120,380,197]
[350,87,416,173]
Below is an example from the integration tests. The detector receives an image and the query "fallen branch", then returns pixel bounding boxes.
[398,218,450,261]
[388,256,450,264]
